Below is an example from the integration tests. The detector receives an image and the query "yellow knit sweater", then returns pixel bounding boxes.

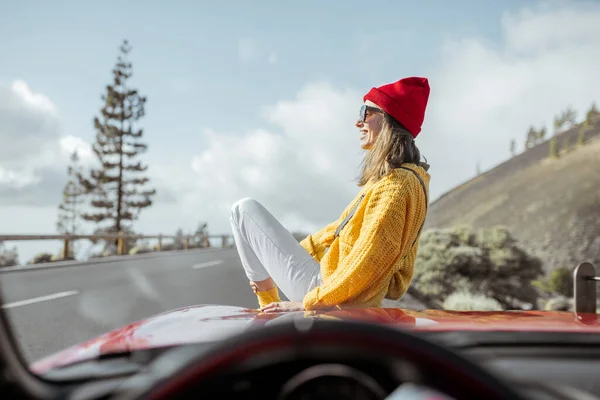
[300,163,430,311]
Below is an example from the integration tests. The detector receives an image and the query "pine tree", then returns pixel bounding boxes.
[57,151,86,241]
[510,139,516,156]
[553,116,563,136]
[174,228,186,249]
[586,102,599,125]
[0,241,19,267]
[191,222,209,248]
[560,106,577,130]
[537,127,547,143]
[549,137,559,159]
[578,122,588,146]
[80,39,156,238]
[525,126,536,149]
[553,106,577,136]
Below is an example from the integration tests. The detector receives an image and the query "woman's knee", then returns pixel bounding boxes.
[230,197,261,221]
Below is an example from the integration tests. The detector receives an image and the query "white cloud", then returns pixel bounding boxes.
[164,82,365,235]
[59,135,94,164]
[0,167,40,188]
[9,80,57,115]
[0,80,91,201]
[419,1,600,198]
[170,1,600,237]
[0,80,60,164]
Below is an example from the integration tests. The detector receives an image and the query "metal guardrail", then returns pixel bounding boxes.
[573,262,599,314]
[0,233,234,258]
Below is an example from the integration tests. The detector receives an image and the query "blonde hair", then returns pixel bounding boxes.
[357,112,423,186]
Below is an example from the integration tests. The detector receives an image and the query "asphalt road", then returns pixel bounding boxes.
[0,248,258,363]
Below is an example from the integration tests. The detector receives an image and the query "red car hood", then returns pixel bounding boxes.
[30,305,600,374]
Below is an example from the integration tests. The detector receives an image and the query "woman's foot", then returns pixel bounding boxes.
[249,278,280,308]
[249,277,276,293]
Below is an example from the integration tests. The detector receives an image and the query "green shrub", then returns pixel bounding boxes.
[50,254,75,262]
[443,291,503,311]
[533,267,573,297]
[548,267,573,297]
[0,243,19,267]
[29,252,54,264]
[129,246,153,255]
[412,226,543,309]
[544,296,572,311]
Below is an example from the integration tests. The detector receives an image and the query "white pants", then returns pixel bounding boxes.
[230,198,322,302]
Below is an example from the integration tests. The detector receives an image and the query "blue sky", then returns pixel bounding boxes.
[2,0,526,158]
[1,0,599,262]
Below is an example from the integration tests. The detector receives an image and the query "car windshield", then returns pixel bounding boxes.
[1,0,599,375]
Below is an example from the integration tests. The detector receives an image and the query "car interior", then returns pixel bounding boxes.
[0,263,598,400]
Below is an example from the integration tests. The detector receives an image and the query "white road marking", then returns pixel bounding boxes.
[192,260,224,269]
[2,290,80,309]
[0,248,233,274]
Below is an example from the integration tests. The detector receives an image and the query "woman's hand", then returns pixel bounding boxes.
[260,301,305,313]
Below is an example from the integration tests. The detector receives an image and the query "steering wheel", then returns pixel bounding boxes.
[125,318,526,400]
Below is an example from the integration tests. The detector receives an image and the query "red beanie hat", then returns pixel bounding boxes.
[363,77,430,138]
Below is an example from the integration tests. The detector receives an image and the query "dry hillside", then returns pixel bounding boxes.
[425,122,600,273]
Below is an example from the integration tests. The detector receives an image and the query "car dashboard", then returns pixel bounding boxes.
[36,330,600,400]
[426,331,600,400]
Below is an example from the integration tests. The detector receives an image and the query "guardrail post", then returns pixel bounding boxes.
[573,262,597,314]
[63,238,70,260]
[117,232,125,256]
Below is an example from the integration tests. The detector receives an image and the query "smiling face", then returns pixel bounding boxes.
[356,100,384,150]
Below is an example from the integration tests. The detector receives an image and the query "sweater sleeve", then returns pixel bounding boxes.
[300,189,369,260]
[303,181,414,310]
[299,219,339,261]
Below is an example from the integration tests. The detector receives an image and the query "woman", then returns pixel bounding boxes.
[230,76,431,313]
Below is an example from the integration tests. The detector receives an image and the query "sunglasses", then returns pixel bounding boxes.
[359,105,383,122]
